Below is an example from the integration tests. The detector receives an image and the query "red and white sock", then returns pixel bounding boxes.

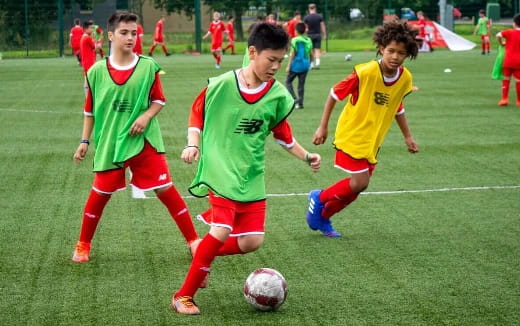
[217,236,243,256]
[319,178,359,219]
[157,186,199,244]
[78,190,111,243]
[502,79,510,99]
[175,233,223,298]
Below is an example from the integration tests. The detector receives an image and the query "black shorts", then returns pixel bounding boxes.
[308,34,322,49]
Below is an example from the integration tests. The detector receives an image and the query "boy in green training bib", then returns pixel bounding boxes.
[71,11,199,264]
[171,23,321,315]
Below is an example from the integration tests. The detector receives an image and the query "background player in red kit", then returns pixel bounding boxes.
[203,11,226,68]
[417,11,433,52]
[222,15,235,55]
[148,16,171,56]
[80,20,96,76]
[134,21,144,55]
[284,11,301,39]
[69,18,83,65]
[496,14,520,106]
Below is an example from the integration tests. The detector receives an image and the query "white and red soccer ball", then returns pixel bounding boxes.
[243,268,287,311]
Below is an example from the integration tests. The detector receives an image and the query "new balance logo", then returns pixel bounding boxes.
[158,173,167,181]
[374,92,390,106]
[234,118,264,134]
[112,99,132,112]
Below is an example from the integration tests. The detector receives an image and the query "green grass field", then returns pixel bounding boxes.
[0,49,519,325]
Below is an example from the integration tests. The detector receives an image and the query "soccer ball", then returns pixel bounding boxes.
[345,54,352,61]
[243,268,287,311]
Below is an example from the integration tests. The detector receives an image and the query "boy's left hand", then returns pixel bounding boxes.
[129,115,150,136]
[306,153,321,172]
[405,137,419,153]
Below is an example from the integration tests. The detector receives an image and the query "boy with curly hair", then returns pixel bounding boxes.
[307,20,420,237]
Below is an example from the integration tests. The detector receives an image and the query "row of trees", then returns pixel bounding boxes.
[0,0,518,48]
[150,0,518,40]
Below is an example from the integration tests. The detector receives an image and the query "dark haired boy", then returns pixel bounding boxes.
[171,23,321,315]
[72,11,199,263]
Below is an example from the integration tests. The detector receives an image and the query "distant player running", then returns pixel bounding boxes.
[92,22,105,58]
[148,16,171,56]
[203,11,226,68]
[69,18,83,65]
[222,15,235,55]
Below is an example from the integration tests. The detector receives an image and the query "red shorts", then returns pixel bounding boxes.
[72,46,80,56]
[211,41,222,52]
[92,142,172,194]
[502,67,520,79]
[334,150,376,175]
[208,193,266,237]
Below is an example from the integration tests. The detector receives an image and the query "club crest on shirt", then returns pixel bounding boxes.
[234,118,264,134]
[373,92,390,106]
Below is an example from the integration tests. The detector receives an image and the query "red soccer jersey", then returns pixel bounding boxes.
[418,17,427,37]
[188,73,294,146]
[286,18,299,38]
[154,20,164,42]
[84,56,166,115]
[70,26,83,50]
[208,20,226,50]
[80,33,96,74]
[500,28,520,69]
[331,69,404,114]
[134,24,144,54]
[226,21,234,42]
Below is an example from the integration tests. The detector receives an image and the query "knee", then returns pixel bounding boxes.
[349,177,370,193]
[239,235,264,253]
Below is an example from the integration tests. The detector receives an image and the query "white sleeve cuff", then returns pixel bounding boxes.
[275,137,295,148]
[152,100,166,106]
[330,88,340,102]
[188,127,201,134]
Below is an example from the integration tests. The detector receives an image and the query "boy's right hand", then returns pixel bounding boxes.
[312,126,328,145]
[181,146,200,164]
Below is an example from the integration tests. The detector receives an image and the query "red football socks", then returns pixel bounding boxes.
[161,45,169,55]
[319,178,359,219]
[157,186,199,244]
[175,234,223,298]
[217,236,243,256]
[502,79,511,99]
[78,189,111,243]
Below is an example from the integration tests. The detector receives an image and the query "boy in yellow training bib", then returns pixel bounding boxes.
[308,20,420,237]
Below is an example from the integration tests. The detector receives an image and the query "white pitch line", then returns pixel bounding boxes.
[0,108,75,114]
[134,185,520,199]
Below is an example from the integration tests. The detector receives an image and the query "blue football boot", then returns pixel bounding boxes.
[306,189,324,230]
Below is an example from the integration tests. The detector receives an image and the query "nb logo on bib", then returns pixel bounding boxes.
[112,99,132,112]
[373,92,390,106]
[234,119,264,134]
